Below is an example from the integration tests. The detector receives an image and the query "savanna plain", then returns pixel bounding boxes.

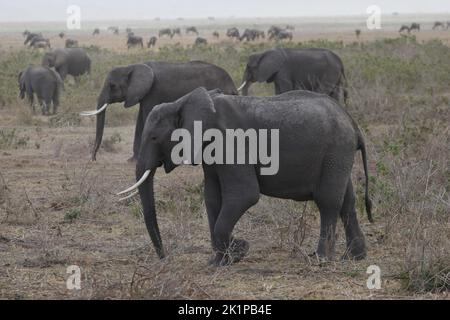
[0,14,449,299]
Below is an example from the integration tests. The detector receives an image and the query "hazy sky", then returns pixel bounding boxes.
[1,0,449,22]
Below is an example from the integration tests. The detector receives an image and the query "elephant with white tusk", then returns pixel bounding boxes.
[118,87,373,267]
[81,61,237,162]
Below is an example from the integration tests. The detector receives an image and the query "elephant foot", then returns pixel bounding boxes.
[341,239,367,261]
[208,239,249,267]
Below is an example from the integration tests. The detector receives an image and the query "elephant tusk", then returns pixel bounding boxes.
[117,170,151,196]
[80,103,108,116]
[237,81,247,92]
[118,190,139,202]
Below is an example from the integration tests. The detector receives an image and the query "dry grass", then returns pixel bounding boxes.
[0,18,449,299]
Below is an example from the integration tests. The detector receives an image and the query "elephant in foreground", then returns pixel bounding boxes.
[42,48,91,81]
[118,87,373,266]
[239,48,348,104]
[18,66,63,115]
[81,61,237,161]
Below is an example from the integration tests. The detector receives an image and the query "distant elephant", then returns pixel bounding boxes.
[410,23,420,32]
[80,61,237,161]
[127,35,144,49]
[240,29,260,42]
[194,37,208,45]
[18,66,63,115]
[267,26,283,39]
[239,48,348,104]
[65,38,79,48]
[147,36,157,48]
[118,88,372,266]
[159,28,172,38]
[58,32,65,39]
[42,48,91,81]
[186,26,199,35]
[226,27,240,40]
[93,28,100,36]
[275,30,293,41]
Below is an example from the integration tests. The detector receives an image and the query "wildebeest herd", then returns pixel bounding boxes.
[20,18,450,267]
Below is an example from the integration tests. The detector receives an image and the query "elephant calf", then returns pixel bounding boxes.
[119,88,373,267]
[42,48,91,81]
[18,66,63,115]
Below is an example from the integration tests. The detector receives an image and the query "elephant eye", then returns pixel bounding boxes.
[151,136,157,141]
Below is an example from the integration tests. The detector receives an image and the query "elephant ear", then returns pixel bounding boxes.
[124,64,155,108]
[176,87,216,164]
[255,49,285,83]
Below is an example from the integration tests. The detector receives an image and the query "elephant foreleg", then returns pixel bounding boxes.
[203,166,222,248]
[210,165,260,266]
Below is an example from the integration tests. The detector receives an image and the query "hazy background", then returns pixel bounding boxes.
[1,0,450,22]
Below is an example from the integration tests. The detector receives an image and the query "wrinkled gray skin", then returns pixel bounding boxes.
[42,48,91,81]
[241,48,348,104]
[91,61,237,161]
[18,66,63,115]
[136,87,372,266]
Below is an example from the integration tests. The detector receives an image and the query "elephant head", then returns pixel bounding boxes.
[239,49,286,95]
[118,87,217,258]
[42,52,57,68]
[81,64,155,161]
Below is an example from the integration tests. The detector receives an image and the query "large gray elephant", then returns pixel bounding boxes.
[239,48,348,104]
[118,87,373,266]
[81,61,237,161]
[18,66,63,115]
[42,48,91,81]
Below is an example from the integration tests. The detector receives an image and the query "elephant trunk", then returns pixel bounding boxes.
[92,107,105,161]
[137,167,165,259]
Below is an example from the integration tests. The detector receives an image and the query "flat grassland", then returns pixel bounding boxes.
[0,15,449,299]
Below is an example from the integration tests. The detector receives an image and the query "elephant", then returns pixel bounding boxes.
[275,30,293,41]
[186,26,199,35]
[159,28,172,38]
[147,36,158,48]
[118,87,373,266]
[267,26,283,39]
[58,32,65,39]
[240,29,264,42]
[42,48,91,81]
[65,39,79,48]
[127,35,144,49]
[18,66,63,115]
[226,27,240,40]
[80,61,237,161]
[239,48,348,104]
[194,37,208,45]
[410,23,420,32]
[93,28,100,36]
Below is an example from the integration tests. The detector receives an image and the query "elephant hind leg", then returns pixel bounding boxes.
[340,180,367,260]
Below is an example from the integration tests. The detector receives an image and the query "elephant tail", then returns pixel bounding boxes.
[358,132,373,223]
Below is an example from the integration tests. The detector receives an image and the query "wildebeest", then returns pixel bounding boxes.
[275,30,293,41]
[186,26,199,35]
[93,28,100,36]
[226,27,240,40]
[65,39,79,48]
[213,31,220,39]
[194,37,207,45]
[172,28,181,38]
[127,35,144,49]
[432,21,445,30]
[410,23,420,32]
[399,25,410,34]
[268,25,284,39]
[24,32,42,46]
[159,28,172,38]
[147,36,157,48]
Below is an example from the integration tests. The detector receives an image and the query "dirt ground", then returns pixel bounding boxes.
[0,15,449,300]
